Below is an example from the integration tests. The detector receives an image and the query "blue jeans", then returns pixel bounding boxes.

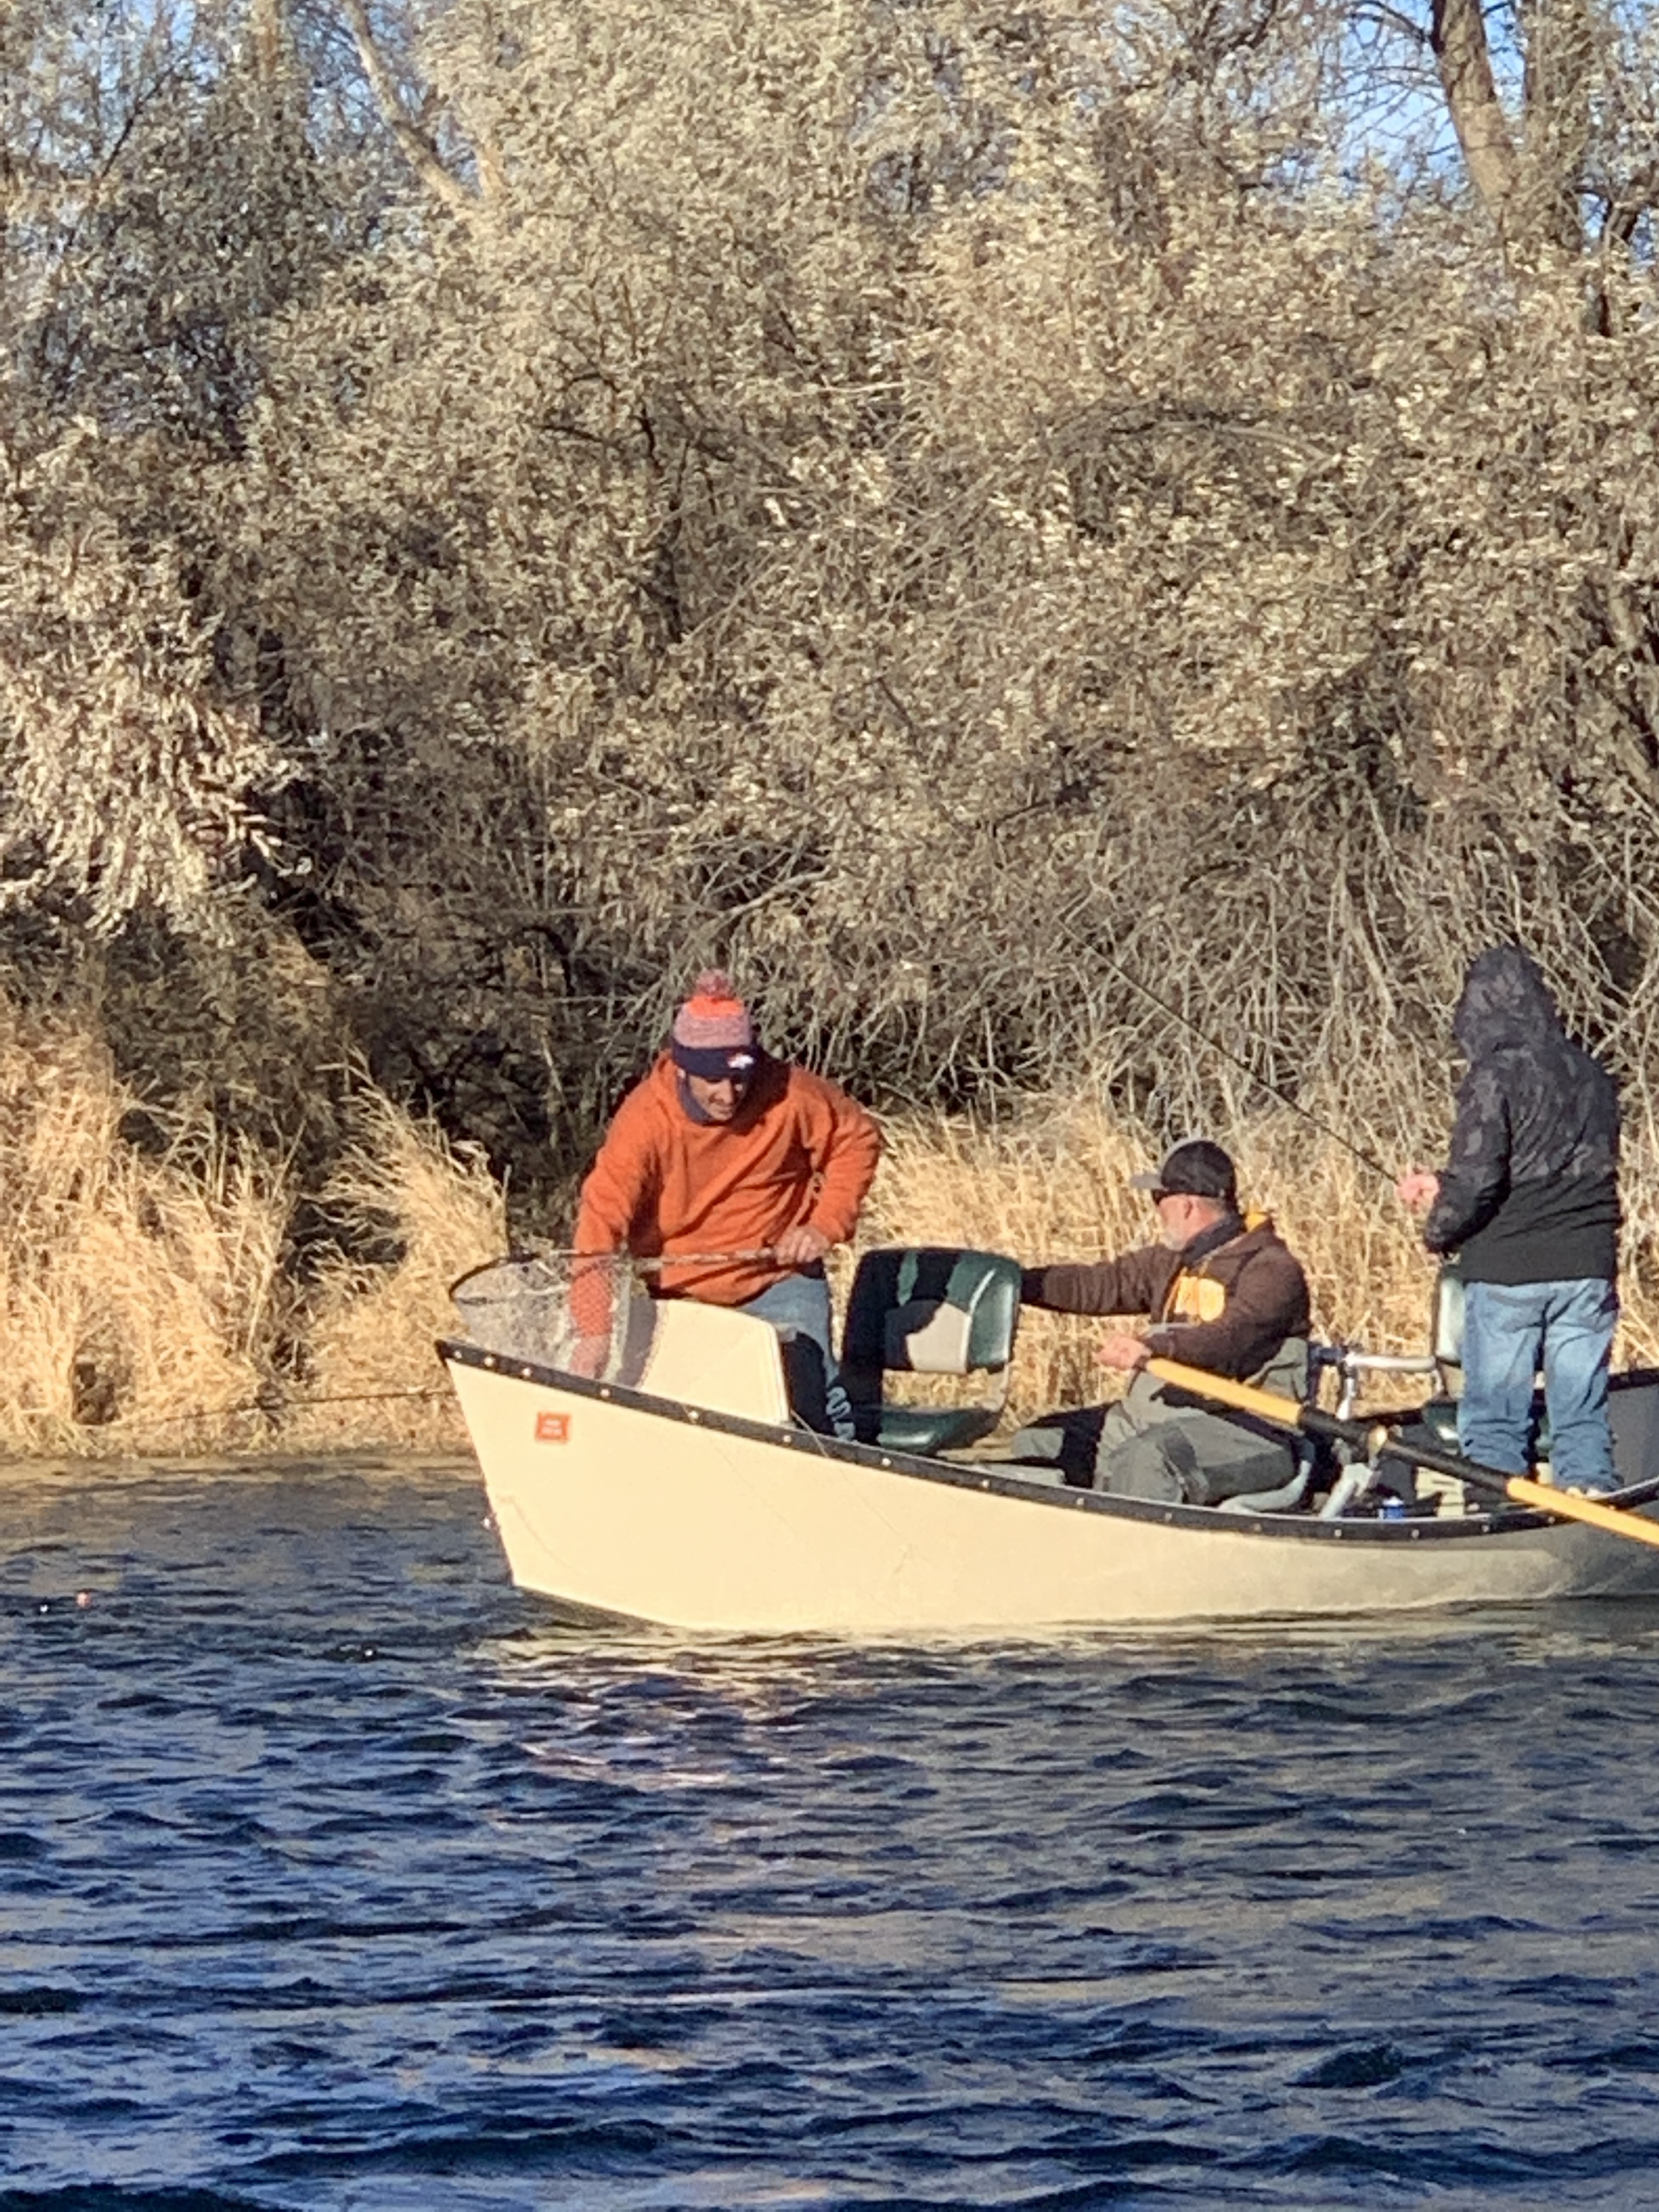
[738,1270,855,1441]
[1460,1278,1619,1492]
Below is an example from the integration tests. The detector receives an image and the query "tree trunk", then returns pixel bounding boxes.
[1432,0,1595,269]
[338,0,477,217]
[1430,0,1521,230]
[1518,0,1593,256]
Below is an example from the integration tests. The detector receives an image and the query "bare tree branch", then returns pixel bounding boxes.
[1350,0,1434,47]
[337,0,475,216]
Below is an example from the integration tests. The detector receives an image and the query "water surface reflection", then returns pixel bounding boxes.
[2,1462,1658,2209]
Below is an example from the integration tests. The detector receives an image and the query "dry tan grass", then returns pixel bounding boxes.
[859,1098,1659,1427]
[289,1093,507,1451]
[0,1003,499,1458]
[0,1000,294,1455]
[2,998,1654,1459]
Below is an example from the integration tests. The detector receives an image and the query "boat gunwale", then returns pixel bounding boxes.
[439,1337,1659,1548]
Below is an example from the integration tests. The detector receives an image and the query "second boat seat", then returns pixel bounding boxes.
[840,1246,1022,1456]
[1417,1260,1549,1462]
[1417,1260,1465,1451]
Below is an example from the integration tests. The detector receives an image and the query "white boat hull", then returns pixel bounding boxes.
[442,1334,1659,1633]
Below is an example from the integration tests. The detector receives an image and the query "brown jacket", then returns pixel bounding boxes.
[1022,1215,1310,1381]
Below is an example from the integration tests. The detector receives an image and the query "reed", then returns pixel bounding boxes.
[0,998,1653,1457]
[861,1100,1659,1426]
[0,1006,499,1458]
[0,1001,293,1455]
[289,1094,507,1452]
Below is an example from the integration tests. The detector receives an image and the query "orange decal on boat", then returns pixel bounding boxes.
[535,1412,571,1443]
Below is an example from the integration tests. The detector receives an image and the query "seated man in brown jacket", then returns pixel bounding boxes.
[1009,1138,1311,1505]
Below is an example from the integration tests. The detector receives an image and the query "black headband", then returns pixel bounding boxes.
[671,1041,758,1080]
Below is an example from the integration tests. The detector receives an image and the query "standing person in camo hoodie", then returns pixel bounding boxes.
[1397,945,1622,1494]
[569,971,882,1436]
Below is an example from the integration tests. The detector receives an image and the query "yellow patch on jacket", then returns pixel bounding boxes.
[1164,1273,1227,1323]
[1159,1209,1268,1326]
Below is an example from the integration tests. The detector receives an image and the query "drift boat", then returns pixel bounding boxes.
[440,1246,1659,1633]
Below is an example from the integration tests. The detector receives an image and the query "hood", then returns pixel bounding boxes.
[1175,1209,1276,1266]
[1452,946,1564,1059]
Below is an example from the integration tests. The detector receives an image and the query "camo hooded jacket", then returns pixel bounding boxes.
[1422,946,1620,1284]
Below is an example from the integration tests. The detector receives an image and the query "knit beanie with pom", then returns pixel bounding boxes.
[670,970,758,1078]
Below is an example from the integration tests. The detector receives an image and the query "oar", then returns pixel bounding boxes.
[1145,1355,1659,1552]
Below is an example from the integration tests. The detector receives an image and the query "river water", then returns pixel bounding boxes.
[4,1461,1659,2210]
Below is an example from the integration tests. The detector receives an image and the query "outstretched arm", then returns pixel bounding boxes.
[1020,1248,1165,1318]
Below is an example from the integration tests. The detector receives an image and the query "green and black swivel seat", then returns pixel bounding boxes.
[840,1246,1022,1456]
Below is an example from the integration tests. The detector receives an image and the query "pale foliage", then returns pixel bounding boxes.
[0,0,1656,1259]
[218,0,1659,1142]
[0,432,286,932]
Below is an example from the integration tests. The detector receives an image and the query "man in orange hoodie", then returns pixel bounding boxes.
[569,971,882,1435]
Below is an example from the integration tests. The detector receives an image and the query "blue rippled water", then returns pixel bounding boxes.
[4,1462,1659,2211]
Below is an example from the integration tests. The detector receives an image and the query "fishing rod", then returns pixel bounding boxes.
[1058,910,1400,1189]
[516,1245,778,1273]
[449,1249,783,1304]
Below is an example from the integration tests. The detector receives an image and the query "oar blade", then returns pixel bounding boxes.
[1504,1475,1659,1550]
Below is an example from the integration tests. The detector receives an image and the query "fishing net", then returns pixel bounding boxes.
[449,1253,653,1382]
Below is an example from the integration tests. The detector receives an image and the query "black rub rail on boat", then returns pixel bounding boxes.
[437,1338,1659,1545]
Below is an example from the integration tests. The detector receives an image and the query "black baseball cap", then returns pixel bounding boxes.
[1129,1138,1238,1204]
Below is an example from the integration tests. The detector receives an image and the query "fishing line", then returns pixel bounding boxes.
[1060,912,1399,1189]
[72,1384,450,1449]
[509,1246,776,1273]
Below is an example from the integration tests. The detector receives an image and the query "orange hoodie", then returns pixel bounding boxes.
[573,1052,883,1308]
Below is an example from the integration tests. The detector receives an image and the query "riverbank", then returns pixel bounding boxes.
[0,1001,495,1458]
[7,997,1657,1459]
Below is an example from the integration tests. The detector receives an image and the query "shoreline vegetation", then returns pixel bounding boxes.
[3,6,1659,1294]
[4,1,1659,1462]
[11,998,1659,1463]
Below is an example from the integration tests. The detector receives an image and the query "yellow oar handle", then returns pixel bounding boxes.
[1147,1355,1659,1552]
[1145,1357,1307,1431]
